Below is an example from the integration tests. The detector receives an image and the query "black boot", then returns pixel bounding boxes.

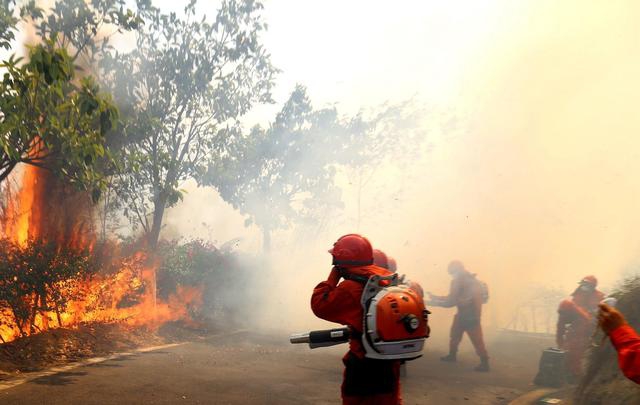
[440,353,457,362]
[474,356,489,372]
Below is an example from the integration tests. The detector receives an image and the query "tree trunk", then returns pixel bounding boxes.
[148,194,168,251]
[55,304,63,328]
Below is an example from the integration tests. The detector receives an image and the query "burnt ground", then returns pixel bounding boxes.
[0,328,553,405]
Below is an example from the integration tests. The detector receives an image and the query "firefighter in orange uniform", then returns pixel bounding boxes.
[427,260,489,372]
[311,235,402,405]
[556,275,604,381]
[598,303,640,384]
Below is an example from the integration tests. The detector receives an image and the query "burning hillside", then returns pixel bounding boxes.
[0,165,203,343]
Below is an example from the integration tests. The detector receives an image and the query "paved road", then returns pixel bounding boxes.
[0,331,537,405]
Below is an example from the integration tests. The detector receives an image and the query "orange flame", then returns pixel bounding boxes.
[0,166,203,343]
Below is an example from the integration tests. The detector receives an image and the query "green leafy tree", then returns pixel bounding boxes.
[0,42,118,188]
[0,0,18,50]
[208,85,425,251]
[208,85,346,251]
[0,0,142,189]
[103,0,276,249]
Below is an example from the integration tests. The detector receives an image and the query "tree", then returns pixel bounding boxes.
[0,0,142,189]
[0,0,18,50]
[208,85,426,251]
[209,85,346,251]
[103,0,276,249]
[0,42,118,188]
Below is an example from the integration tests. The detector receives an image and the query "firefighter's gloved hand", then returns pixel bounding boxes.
[598,303,627,335]
[327,268,342,287]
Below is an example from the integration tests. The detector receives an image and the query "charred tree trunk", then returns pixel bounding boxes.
[29,292,40,334]
[55,304,63,327]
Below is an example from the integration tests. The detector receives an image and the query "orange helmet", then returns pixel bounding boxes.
[580,275,598,287]
[329,234,374,267]
[373,249,389,269]
[387,257,397,273]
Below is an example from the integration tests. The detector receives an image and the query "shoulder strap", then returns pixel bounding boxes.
[342,272,370,284]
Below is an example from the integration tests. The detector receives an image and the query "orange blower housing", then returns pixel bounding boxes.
[361,274,430,360]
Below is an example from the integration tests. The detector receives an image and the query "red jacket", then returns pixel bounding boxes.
[610,324,640,384]
[311,265,392,358]
[556,289,604,347]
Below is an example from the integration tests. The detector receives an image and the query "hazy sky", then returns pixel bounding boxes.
[7,1,640,330]
[162,0,640,283]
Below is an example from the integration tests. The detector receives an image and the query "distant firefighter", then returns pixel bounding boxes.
[427,260,490,372]
[598,303,640,384]
[556,275,604,381]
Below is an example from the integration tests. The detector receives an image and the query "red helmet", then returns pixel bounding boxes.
[580,275,598,287]
[387,257,397,273]
[329,234,374,267]
[373,249,389,269]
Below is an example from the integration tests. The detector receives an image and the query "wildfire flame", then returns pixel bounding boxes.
[0,165,203,343]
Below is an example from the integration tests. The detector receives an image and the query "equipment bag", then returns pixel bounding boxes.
[533,347,567,387]
[478,279,489,304]
[360,273,430,360]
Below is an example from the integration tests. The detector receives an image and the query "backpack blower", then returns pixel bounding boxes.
[290,273,430,360]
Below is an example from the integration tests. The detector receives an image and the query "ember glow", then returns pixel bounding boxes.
[0,166,203,343]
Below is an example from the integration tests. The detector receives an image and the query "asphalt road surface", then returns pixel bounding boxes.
[0,331,540,404]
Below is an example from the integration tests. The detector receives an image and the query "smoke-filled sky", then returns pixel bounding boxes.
[7,0,640,331]
[154,1,640,334]
[166,0,640,289]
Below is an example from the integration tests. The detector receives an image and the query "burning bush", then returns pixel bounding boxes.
[576,277,640,404]
[0,237,205,343]
[0,238,96,341]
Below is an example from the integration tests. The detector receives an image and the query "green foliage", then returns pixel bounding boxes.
[102,0,276,247]
[207,84,425,248]
[209,85,345,243]
[20,0,143,63]
[0,0,18,50]
[157,239,224,289]
[0,238,97,337]
[0,41,118,191]
[0,0,144,191]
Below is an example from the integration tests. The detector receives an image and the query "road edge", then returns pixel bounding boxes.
[0,342,186,391]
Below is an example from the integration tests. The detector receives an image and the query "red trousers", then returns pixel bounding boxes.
[563,337,589,377]
[450,314,489,358]
[341,352,402,405]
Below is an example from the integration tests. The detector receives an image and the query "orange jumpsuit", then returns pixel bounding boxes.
[556,288,604,377]
[609,324,640,384]
[432,271,488,359]
[311,265,402,405]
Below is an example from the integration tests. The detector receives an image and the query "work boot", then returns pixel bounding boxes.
[474,357,490,372]
[440,353,457,362]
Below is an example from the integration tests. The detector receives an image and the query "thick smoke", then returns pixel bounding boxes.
[157,1,640,354]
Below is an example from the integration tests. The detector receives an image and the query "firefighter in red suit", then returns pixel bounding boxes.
[428,260,489,371]
[598,303,640,384]
[311,234,402,405]
[556,275,604,380]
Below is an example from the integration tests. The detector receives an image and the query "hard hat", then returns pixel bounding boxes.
[387,257,397,273]
[579,275,598,287]
[329,234,374,267]
[373,249,389,269]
